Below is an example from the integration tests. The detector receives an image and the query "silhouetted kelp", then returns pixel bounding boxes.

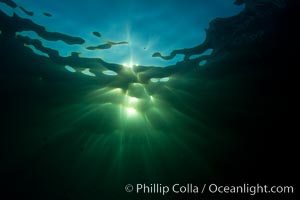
[86,40,128,50]
[1,0,292,116]
[18,6,34,16]
[152,0,289,70]
[43,12,52,17]
[0,0,291,83]
[0,0,17,8]
[0,10,84,45]
[92,31,101,38]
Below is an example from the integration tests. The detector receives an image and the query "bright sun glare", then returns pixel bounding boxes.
[122,61,139,69]
[126,107,137,116]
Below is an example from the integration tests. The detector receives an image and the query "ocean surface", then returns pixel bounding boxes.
[0,0,243,66]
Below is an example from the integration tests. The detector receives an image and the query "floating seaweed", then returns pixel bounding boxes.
[19,6,34,16]
[92,31,101,38]
[86,40,128,50]
[43,12,52,17]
